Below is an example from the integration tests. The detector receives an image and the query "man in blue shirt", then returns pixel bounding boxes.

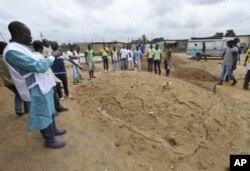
[134,46,142,71]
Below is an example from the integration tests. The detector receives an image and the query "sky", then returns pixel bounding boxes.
[0,0,249,44]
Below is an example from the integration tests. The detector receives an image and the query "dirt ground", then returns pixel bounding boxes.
[0,53,250,171]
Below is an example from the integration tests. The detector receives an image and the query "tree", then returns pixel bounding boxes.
[225,30,236,37]
[142,35,148,43]
[132,35,149,44]
[151,37,164,43]
[214,32,224,37]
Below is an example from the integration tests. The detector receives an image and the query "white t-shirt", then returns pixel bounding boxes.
[112,50,118,60]
[127,50,133,61]
[120,48,127,59]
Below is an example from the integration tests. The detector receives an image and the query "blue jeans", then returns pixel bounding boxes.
[121,58,127,70]
[6,85,29,114]
[112,59,119,71]
[219,65,235,81]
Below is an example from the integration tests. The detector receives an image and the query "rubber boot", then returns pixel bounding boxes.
[52,115,67,136]
[40,123,66,149]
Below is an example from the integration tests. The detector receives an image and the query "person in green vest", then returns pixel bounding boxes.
[147,44,154,72]
[85,44,96,80]
[153,44,162,75]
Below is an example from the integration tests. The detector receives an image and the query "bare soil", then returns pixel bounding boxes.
[0,53,250,171]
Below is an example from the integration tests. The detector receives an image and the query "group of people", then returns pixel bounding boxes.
[2,20,249,151]
[190,38,250,90]
[98,42,172,77]
[191,42,207,61]
[0,27,173,149]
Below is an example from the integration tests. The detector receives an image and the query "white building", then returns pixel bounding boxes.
[236,35,250,52]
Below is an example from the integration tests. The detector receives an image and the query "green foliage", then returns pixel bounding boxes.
[151,37,164,43]
[132,35,149,44]
[225,30,236,37]
[214,32,224,37]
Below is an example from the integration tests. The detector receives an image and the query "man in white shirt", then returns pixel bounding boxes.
[120,45,128,70]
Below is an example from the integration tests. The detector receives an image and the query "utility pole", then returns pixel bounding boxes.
[40,32,44,41]
[191,26,194,37]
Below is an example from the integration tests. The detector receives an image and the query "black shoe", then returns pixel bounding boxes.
[16,112,24,117]
[231,80,237,86]
[217,81,223,85]
[57,107,69,113]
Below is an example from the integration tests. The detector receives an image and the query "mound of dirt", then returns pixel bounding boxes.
[171,57,188,68]
[74,71,246,171]
[1,55,249,171]
[173,66,217,82]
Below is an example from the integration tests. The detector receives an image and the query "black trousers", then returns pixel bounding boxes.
[164,61,170,76]
[5,85,29,114]
[243,70,250,89]
[148,58,153,72]
[55,73,69,98]
[154,60,161,75]
[53,86,63,111]
[198,52,207,61]
[103,57,109,71]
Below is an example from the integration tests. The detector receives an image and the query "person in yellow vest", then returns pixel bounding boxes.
[243,48,250,90]
[100,44,109,72]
